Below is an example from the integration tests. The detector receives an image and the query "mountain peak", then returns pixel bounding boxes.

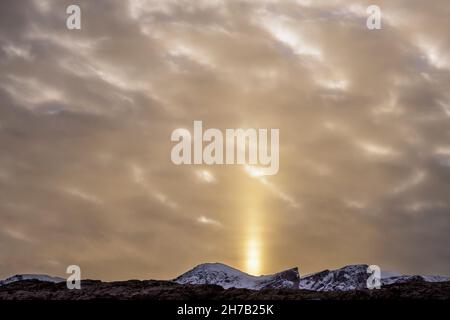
[188,263,247,274]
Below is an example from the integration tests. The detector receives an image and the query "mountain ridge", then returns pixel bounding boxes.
[175,262,450,291]
[2,263,449,292]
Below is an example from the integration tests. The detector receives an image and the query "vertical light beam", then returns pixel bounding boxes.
[246,237,261,275]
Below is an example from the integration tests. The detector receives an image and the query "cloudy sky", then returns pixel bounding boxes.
[1,0,450,280]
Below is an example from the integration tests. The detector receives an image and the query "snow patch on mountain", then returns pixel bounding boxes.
[421,275,450,282]
[0,274,65,286]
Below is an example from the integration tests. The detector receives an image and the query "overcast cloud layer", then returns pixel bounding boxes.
[1,0,450,280]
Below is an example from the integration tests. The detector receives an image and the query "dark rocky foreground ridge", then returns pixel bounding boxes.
[1,278,449,300]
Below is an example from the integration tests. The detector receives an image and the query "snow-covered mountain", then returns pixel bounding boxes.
[0,274,65,286]
[299,264,370,291]
[381,274,450,286]
[174,263,300,290]
[299,264,450,291]
[174,263,450,291]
